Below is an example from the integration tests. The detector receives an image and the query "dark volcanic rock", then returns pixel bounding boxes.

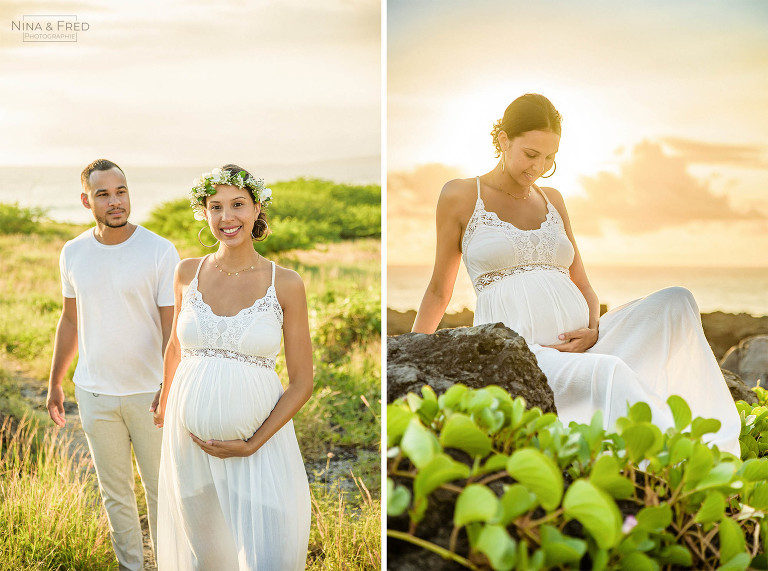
[722,368,758,405]
[387,322,556,414]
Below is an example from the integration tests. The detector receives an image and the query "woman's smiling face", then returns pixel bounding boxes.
[204,184,260,244]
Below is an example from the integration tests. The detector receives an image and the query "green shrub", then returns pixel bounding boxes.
[143,178,381,257]
[387,386,768,570]
[0,203,48,234]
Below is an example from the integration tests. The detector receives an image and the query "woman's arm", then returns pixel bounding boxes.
[153,258,197,428]
[545,189,600,352]
[192,267,313,458]
[412,180,473,334]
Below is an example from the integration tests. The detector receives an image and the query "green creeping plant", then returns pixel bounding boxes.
[387,384,768,571]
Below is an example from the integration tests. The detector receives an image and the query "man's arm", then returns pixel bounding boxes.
[46,297,78,427]
[150,305,175,413]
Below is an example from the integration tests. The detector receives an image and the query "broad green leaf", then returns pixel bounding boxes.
[474,407,506,434]
[622,424,656,463]
[619,551,659,571]
[406,392,422,412]
[719,552,751,570]
[507,449,564,511]
[439,413,492,457]
[691,417,722,439]
[473,524,516,571]
[454,484,499,527]
[386,478,411,516]
[465,389,495,415]
[629,401,653,423]
[749,482,768,510]
[413,453,470,499]
[658,544,692,566]
[670,438,693,464]
[695,490,725,524]
[499,484,537,525]
[591,455,634,499]
[479,453,509,475]
[719,516,746,565]
[386,405,414,447]
[400,417,441,469]
[636,503,671,532]
[740,458,768,482]
[667,395,692,431]
[421,385,437,401]
[684,442,714,487]
[563,480,622,549]
[694,462,737,492]
[540,524,587,566]
[438,384,467,410]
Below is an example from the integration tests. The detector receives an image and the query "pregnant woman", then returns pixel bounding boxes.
[153,164,312,569]
[412,94,741,455]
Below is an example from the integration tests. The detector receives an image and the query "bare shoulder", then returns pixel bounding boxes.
[438,178,479,217]
[273,265,305,294]
[440,177,478,203]
[538,186,567,210]
[176,257,203,286]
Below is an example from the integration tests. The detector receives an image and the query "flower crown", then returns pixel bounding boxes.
[189,167,272,221]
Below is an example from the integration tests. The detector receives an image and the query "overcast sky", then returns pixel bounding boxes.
[0,0,380,170]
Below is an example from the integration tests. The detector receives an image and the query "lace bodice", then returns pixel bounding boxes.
[462,177,574,293]
[175,256,283,365]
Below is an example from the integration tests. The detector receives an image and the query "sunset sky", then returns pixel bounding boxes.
[0,0,380,174]
[388,0,768,268]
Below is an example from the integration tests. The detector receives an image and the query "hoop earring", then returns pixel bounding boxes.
[541,160,557,178]
[197,226,218,248]
[251,219,270,241]
[501,151,505,173]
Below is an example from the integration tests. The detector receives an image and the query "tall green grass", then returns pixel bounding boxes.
[0,416,116,570]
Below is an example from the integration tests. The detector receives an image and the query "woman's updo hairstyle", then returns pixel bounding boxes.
[220,163,269,241]
[491,94,562,157]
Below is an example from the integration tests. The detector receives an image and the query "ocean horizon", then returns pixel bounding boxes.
[0,159,379,225]
[389,264,768,318]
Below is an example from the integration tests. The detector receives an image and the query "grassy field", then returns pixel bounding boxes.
[0,197,381,569]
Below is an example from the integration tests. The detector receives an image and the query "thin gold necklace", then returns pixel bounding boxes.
[214,253,259,277]
[499,186,531,200]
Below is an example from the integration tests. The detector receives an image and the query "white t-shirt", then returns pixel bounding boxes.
[60,225,180,395]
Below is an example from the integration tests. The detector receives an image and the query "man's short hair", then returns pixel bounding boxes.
[81,159,126,192]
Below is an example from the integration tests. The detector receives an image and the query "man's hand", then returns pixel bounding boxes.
[46,385,66,427]
[189,433,254,459]
[149,389,161,413]
[544,327,599,353]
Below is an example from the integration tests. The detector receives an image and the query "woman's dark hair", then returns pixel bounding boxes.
[219,163,269,241]
[491,94,562,157]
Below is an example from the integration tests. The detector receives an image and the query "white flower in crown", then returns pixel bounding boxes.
[189,167,272,220]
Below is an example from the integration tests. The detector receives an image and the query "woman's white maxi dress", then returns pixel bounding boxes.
[157,257,310,570]
[463,177,740,455]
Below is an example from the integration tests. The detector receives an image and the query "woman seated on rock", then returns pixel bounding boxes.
[412,93,741,455]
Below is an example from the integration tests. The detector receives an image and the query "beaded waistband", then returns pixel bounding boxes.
[181,348,276,369]
[474,263,569,292]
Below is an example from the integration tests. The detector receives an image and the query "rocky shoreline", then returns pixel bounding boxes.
[387,308,768,361]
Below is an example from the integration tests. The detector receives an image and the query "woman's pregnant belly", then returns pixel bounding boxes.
[173,357,282,441]
[474,270,589,346]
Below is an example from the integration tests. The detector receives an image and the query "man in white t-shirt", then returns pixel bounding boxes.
[46,159,179,571]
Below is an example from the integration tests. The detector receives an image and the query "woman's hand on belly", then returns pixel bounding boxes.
[189,432,255,458]
[544,327,598,353]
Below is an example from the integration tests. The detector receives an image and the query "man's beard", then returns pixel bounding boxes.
[96,213,128,228]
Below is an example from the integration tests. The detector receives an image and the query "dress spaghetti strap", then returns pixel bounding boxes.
[475,176,482,201]
[194,254,209,279]
[534,184,552,205]
[270,261,276,288]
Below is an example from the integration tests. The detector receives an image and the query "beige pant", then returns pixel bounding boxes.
[75,387,162,571]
